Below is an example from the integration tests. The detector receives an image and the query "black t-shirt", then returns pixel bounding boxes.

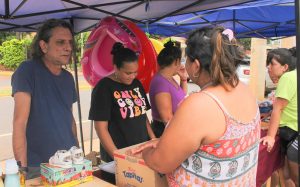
[89,77,151,162]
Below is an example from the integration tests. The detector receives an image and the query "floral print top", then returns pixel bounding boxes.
[167,91,261,187]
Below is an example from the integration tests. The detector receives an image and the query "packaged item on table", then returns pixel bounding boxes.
[41,159,93,187]
[114,142,168,187]
[17,161,27,187]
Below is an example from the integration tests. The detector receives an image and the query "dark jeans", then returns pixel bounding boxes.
[26,167,40,179]
[151,120,165,138]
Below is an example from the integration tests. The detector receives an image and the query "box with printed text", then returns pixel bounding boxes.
[114,142,168,187]
[40,159,93,187]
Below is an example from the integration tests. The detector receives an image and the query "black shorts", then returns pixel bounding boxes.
[287,136,298,163]
[278,126,298,155]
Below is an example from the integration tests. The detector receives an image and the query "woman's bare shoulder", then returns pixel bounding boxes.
[174,92,221,123]
[180,92,215,109]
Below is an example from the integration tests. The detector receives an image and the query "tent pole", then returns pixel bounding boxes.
[90,120,94,152]
[4,0,9,18]
[233,10,236,33]
[295,0,300,176]
[72,48,85,155]
[11,0,28,16]
[71,18,85,155]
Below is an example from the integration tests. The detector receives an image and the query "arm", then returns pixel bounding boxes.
[154,93,173,124]
[261,97,288,151]
[142,93,224,173]
[261,72,293,151]
[180,79,188,94]
[268,97,288,137]
[13,92,31,167]
[94,121,117,158]
[178,64,188,94]
[71,115,79,146]
[146,117,156,139]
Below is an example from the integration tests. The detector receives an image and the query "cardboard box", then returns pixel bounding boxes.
[40,159,93,186]
[114,142,168,187]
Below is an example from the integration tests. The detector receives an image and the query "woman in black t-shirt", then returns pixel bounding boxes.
[89,42,156,162]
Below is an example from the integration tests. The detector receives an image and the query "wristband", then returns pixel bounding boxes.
[181,79,187,82]
[20,166,29,173]
[17,161,28,172]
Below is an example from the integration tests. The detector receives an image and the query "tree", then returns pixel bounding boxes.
[0,38,32,70]
[0,32,16,45]
[75,32,90,59]
[238,38,251,51]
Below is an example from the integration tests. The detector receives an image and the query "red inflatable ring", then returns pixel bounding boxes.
[81,16,157,92]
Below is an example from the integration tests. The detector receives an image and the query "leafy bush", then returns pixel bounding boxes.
[61,32,90,71]
[0,32,16,45]
[0,38,32,70]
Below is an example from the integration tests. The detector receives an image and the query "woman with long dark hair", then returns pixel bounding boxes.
[149,41,188,138]
[89,42,155,162]
[261,48,298,186]
[133,26,260,186]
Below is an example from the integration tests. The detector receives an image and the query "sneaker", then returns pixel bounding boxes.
[69,146,84,164]
[49,150,72,168]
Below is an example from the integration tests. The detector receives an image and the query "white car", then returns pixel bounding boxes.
[236,61,251,85]
[236,58,276,94]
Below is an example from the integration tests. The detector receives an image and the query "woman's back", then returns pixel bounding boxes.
[137,26,261,187]
[167,83,261,187]
[207,82,258,125]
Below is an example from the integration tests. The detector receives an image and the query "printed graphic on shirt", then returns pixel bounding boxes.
[113,87,147,119]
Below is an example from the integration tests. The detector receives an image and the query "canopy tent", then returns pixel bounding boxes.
[0,0,295,38]
[142,0,295,38]
[0,0,254,33]
[0,0,299,159]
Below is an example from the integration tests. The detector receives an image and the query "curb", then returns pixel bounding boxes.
[0,70,82,77]
[0,84,92,98]
[0,71,13,76]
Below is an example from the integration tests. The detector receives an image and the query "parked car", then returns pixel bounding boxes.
[236,58,251,85]
[236,57,276,95]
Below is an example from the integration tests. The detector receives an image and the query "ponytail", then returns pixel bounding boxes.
[186,26,243,90]
[111,42,138,68]
[210,28,239,90]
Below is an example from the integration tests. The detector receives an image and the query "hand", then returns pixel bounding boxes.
[260,135,275,152]
[131,139,159,155]
[177,65,188,81]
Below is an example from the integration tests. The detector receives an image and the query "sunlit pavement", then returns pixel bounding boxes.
[0,71,92,97]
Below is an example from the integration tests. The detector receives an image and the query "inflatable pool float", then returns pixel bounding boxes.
[123,20,158,92]
[81,16,157,92]
[149,38,164,54]
[81,16,141,87]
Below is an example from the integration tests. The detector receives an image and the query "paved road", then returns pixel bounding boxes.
[0,73,200,161]
[0,73,98,161]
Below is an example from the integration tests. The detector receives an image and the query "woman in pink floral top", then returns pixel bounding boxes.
[133,26,260,187]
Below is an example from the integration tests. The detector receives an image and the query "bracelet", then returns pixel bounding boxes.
[17,161,28,172]
[180,79,187,82]
[20,166,29,173]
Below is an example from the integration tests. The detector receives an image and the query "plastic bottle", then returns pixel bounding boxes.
[0,166,4,187]
[4,159,20,187]
[17,161,26,187]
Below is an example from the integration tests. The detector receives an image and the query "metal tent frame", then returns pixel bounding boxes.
[0,2,298,171]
